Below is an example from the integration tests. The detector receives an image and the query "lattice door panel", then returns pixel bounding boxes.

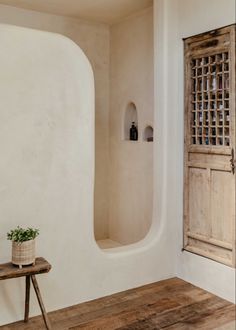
[190,52,230,146]
[184,25,236,267]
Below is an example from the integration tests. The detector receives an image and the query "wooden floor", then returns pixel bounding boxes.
[1,278,235,330]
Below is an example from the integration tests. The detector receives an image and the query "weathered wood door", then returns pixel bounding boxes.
[184,25,236,267]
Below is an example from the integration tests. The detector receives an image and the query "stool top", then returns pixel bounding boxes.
[0,257,51,280]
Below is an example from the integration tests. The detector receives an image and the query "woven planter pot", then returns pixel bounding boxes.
[12,239,35,267]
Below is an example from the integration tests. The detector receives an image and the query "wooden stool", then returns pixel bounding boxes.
[0,257,52,329]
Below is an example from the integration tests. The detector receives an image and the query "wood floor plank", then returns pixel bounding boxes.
[151,296,231,329]
[44,278,186,329]
[69,297,180,330]
[49,279,194,329]
[53,277,187,320]
[0,277,234,330]
[117,296,232,330]
[164,304,236,330]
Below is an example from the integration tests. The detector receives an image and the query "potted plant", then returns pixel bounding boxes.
[7,226,39,268]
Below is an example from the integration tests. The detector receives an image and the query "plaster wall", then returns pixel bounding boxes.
[109,7,154,244]
[0,24,94,324]
[0,3,110,240]
[154,0,236,303]
[0,17,177,326]
[0,4,155,245]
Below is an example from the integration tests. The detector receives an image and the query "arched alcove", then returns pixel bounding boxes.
[124,102,138,140]
[143,125,153,142]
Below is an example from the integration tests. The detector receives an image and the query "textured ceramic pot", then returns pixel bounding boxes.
[12,239,35,267]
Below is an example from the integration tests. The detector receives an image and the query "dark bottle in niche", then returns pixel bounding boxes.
[130,122,138,141]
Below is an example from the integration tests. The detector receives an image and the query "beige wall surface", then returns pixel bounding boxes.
[0,23,95,324]
[0,4,155,244]
[109,7,154,244]
[0,6,178,327]
[0,3,110,240]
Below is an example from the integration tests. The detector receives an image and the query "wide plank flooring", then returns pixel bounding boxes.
[1,278,235,329]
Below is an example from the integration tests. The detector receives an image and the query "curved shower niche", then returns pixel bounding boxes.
[94,5,154,250]
[96,108,154,249]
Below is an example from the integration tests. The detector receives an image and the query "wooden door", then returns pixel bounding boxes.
[183,25,236,267]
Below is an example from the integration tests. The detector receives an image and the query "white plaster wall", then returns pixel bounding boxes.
[0,17,178,326]
[0,4,110,240]
[109,8,154,244]
[154,0,236,303]
[0,4,156,246]
[0,23,94,324]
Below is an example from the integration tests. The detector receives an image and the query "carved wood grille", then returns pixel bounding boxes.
[190,52,230,146]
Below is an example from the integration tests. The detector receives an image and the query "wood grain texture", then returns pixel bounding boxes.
[1,278,235,330]
[0,258,51,280]
[183,24,236,267]
[31,275,52,330]
[24,276,30,323]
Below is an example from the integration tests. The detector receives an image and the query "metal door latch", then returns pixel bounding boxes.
[230,148,235,174]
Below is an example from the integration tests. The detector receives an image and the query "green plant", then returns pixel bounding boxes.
[7,226,39,243]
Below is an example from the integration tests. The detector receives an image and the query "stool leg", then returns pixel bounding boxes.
[24,275,30,322]
[31,275,52,330]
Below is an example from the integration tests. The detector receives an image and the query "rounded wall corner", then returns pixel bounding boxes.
[0,23,95,82]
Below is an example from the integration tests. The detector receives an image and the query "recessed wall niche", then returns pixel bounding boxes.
[124,102,138,141]
[143,125,153,142]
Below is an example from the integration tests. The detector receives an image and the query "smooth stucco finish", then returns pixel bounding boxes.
[109,8,154,244]
[0,0,152,24]
[0,18,176,326]
[0,2,155,249]
[0,4,110,241]
[0,23,95,324]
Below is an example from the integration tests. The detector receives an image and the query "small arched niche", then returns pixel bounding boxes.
[124,102,138,141]
[143,125,153,142]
